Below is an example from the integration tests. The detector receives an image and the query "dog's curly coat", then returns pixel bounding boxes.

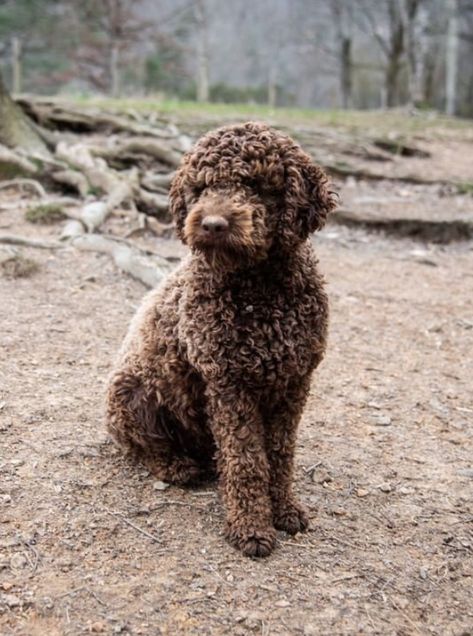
[106,122,336,557]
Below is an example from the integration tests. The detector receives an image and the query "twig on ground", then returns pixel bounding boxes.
[56,585,108,608]
[303,461,323,474]
[281,540,318,550]
[364,604,377,632]
[57,586,87,599]
[151,499,206,510]
[321,535,362,550]
[87,589,108,607]
[389,596,423,635]
[331,573,365,584]
[104,508,163,543]
[23,541,40,573]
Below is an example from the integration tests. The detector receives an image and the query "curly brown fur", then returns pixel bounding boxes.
[106,122,337,557]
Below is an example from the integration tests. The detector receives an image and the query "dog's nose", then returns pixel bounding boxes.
[201,215,229,234]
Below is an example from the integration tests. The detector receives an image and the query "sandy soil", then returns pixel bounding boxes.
[1,119,473,636]
[1,202,472,635]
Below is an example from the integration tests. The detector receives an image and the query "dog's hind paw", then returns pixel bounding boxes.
[146,455,202,486]
[273,501,309,535]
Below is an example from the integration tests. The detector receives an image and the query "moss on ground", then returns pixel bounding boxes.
[25,203,66,224]
[456,182,473,196]
[0,254,39,279]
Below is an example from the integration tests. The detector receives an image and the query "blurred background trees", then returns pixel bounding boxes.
[0,0,472,115]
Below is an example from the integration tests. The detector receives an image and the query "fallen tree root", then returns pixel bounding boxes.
[71,233,174,287]
[332,208,473,243]
[135,188,169,218]
[2,100,177,225]
[373,138,430,158]
[92,137,182,168]
[0,234,62,249]
[0,231,175,287]
[0,145,38,178]
[60,219,84,239]
[55,141,125,195]
[19,98,178,139]
[141,172,175,192]
[320,158,457,187]
[77,180,133,232]
[0,178,46,197]
[51,169,89,196]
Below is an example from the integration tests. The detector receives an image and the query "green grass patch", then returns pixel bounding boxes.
[456,182,473,196]
[25,203,66,224]
[70,95,473,137]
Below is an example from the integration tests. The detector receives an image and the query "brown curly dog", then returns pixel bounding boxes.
[106,122,337,557]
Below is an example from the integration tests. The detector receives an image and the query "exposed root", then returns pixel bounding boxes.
[0,178,46,197]
[141,172,175,192]
[19,99,178,139]
[0,234,62,249]
[134,188,169,218]
[91,137,182,168]
[51,169,90,197]
[71,233,174,287]
[0,145,38,179]
[332,208,473,243]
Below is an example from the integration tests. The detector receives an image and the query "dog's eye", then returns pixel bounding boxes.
[193,187,205,200]
[244,178,262,193]
[185,187,204,206]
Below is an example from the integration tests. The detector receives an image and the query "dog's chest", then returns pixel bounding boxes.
[180,276,328,387]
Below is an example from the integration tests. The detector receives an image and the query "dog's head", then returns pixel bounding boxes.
[169,122,337,269]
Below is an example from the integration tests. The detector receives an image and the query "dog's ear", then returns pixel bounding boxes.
[284,157,337,240]
[169,165,191,242]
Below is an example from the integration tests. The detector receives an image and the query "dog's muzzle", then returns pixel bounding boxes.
[198,215,229,245]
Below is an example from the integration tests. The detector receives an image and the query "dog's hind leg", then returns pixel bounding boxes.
[106,369,201,485]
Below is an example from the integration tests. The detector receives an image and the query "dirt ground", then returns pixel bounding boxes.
[1,141,473,635]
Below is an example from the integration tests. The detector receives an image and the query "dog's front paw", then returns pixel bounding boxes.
[273,500,309,535]
[226,523,276,558]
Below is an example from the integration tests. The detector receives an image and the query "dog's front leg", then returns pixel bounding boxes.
[264,376,311,535]
[207,387,276,557]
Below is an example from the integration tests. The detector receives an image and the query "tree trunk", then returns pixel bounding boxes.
[385,1,405,107]
[445,0,458,116]
[331,0,353,109]
[340,37,353,109]
[195,0,209,102]
[11,37,22,95]
[0,69,48,155]
[423,50,436,106]
[385,54,403,107]
[412,4,428,106]
[267,64,277,108]
[110,43,120,98]
[399,0,424,107]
